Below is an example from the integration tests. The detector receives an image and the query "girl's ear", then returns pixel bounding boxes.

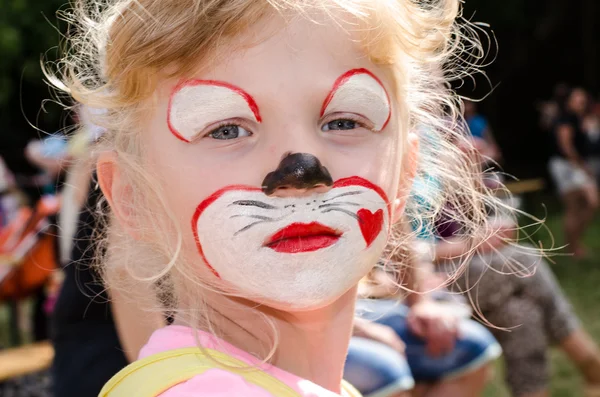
[97,151,140,239]
[391,132,419,224]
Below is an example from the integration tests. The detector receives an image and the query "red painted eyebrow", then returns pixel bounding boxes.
[319,68,392,130]
[167,79,262,143]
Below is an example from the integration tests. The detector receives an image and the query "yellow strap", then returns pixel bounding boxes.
[341,380,362,397]
[99,347,361,397]
[99,347,301,397]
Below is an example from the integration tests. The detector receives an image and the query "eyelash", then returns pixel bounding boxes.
[197,113,374,141]
[321,113,375,132]
[198,119,253,140]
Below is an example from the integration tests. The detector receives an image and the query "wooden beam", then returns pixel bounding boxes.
[504,178,545,195]
[0,341,54,381]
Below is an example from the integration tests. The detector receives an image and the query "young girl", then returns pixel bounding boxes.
[49,0,496,395]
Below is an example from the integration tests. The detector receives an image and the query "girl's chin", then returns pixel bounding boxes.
[224,285,360,314]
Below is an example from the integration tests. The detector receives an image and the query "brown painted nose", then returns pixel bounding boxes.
[262,153,333,196]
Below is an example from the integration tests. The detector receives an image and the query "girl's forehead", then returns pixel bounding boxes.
[160,12,394,98]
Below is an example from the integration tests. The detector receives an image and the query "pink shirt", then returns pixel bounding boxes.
[139,325,355,397]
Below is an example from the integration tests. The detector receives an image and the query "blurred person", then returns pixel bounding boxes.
[462,100,505,192]
[463,100,502,163]
[538,83,571,133]
[583,102,600,184]
[548,87,598,258]
[0,133,48,205]
[24,134,69,181]
[0,130,73,343]
[0,156,15,194]
[0,134,66,397]
[433,217,600,397]
[342,221,500,397]
[407,130,600,397]
[429,145,600,397]
[0,156,18,227]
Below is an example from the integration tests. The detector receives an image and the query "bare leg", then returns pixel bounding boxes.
[416,364,491,397]
[560,329,600,384]
[391,393,412,397]
[562,190,588,256]
[582,183,600,211]
[411,385,427,397]
[580,184,599,233]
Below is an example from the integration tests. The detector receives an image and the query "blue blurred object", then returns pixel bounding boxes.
[466,115,488,139]
[40,135,68,159]
[345,300,501,396]
[345,337,415,396]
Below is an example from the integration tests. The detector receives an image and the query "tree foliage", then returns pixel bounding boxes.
[0,0,66,138]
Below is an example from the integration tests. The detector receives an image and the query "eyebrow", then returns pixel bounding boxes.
[320,68,391,130]
[167,79,262,142]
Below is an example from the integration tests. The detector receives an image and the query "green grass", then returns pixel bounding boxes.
[485,194,600,397]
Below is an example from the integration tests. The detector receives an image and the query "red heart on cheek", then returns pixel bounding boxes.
[357,209,384,247]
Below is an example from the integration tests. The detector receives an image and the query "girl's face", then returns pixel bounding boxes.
[141,14,411,310]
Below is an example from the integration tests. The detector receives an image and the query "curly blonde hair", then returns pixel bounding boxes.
[47,0,517,357]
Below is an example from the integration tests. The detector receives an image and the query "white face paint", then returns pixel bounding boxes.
[321,69,391,132]
[193,177,390,309]
[168,80,261,142]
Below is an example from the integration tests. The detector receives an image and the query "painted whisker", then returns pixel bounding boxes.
[230,214,276,221]
[321,207,359,220]
[229,200,278,210]
[318,202,360,209]
[233,213,292,236]
[234,221,267,236]
[322,190,363,203]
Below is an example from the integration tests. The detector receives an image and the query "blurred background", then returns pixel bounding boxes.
[0,0,598,396]
[2,0,598,179]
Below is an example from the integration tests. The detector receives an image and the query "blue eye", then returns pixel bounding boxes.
[208,125,252,140]
[322,119,358,132]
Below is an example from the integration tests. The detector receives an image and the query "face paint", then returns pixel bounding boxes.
[321,68,391,131]
[192,176,390,309]
[168,80,261,142]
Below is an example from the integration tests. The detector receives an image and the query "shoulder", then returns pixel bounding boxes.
[473,115,488,125]
[467,116,488,136]
[157,368,276,397]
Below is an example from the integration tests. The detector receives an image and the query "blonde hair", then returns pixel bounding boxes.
[47,0,521,358]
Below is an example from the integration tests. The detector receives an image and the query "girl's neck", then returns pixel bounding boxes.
[177,287,358,394]
[268,288,357,393]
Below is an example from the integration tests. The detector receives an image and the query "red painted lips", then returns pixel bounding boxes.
[264,222,342,253]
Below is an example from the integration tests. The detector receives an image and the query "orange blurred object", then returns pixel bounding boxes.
[0,195,60,301]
